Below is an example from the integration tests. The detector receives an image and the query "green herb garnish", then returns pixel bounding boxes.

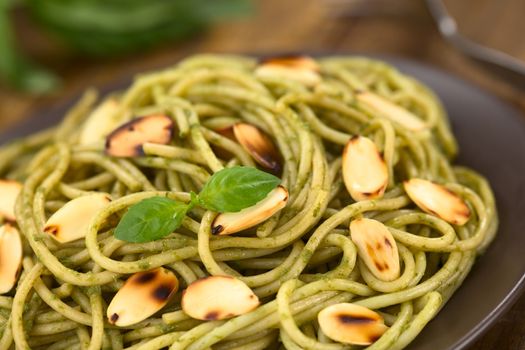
[114,197,191,243]
[114,166,280,243]
[198,166,280,212]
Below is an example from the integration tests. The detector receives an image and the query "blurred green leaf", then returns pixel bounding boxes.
[26,0,253,56]
[9,60,59,93]
[0,1,59,93]
[0,0,251,91]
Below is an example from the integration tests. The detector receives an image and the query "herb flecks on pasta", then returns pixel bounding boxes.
[0,54,497,350]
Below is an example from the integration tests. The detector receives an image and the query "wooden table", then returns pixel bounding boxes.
[1,0,524,348]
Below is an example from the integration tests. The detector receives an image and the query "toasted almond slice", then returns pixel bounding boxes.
[107,267,178,327]
[105,114,174,157]
[255,55,321,87]
[44,193,111,243]
[215,125,236,140]
[182,276,259,321]
[403,178,470,225]
[80,98,124,145]
[233,123,281,173]
[355,91,427,131]
[212,186,288,235]
[350,218,400,281]
[318,303,388,345]
[0,180,22,222]
[0,224,23,294]
[342,136,388,201]
[261,56,319,71]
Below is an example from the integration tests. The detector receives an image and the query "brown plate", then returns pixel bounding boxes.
[1,57,524,350]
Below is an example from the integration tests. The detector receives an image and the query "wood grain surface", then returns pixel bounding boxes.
[1,0,524,348]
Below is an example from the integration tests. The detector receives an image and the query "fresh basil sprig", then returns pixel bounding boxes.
[114,166,280,243]
[198,166,280,212]
[114,197,190,243]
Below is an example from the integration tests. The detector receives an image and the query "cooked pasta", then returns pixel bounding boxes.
[0,55,498,350]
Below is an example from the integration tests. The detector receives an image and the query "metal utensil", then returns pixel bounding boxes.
[322,0,525,90]
[426,0,525,90]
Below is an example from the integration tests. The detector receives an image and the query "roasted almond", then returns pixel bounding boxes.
[318,303,388,345]
[255,55,321,87]
[182,276,259,321]
[0,180,22,222]
[355,91,427,131]
[215,125,236,140]
[342,136,388,201]
[44,193,111,243]
[80,98,123,145]
[260,56,319,71]
[233,123,281,173]
[212,186,288,235]
[403,178,470,225]
[350,218,400,281]
[0,224,23,294]
[105,114,174,157]
[107,267,178,327]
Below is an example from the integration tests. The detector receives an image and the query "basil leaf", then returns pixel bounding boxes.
[114,197,188,243]
[198,166,280,212]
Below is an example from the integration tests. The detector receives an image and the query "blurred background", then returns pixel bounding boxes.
[0,0,525,347]
[2,0,525,128]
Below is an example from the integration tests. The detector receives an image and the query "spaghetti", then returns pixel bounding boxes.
[0,55,497,350]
